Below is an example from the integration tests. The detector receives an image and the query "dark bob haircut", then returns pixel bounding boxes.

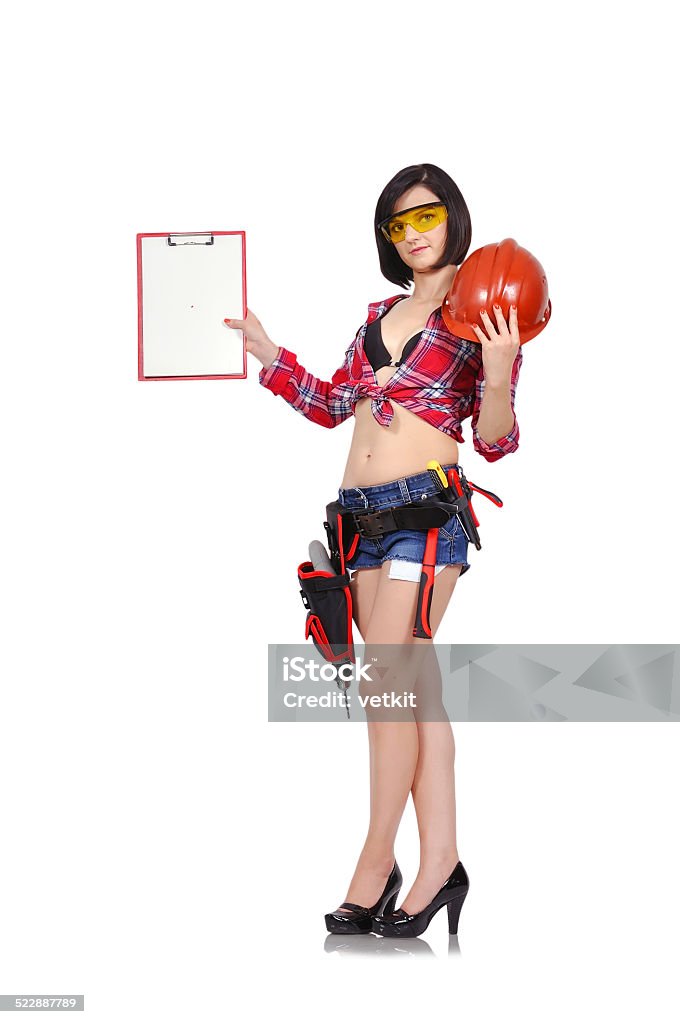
[374,163,472,289]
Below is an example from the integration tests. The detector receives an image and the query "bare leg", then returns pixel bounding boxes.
[401,645,461,913]
[340,719,419,908]
[336,563,461,911]
[338,566,418,909]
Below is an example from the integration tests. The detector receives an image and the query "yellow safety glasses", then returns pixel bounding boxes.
[379,202,448,243]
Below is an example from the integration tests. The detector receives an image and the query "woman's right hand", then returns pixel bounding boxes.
[224,307,280,369]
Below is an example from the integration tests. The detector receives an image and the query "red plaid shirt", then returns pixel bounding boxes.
[258,294,522,462]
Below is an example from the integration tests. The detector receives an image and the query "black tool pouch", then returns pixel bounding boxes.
[296,500,359,666]
[297,563,355,665]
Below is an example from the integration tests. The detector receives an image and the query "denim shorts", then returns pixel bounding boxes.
[337,463,470,581]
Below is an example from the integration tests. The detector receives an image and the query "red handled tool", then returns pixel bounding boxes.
[448,468,503,551]
[448,468,481,549]
[412,526,440,639]
[412,461,455,640]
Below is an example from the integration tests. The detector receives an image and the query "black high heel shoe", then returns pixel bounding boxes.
[372,860,469,938]
[325,862,402,935]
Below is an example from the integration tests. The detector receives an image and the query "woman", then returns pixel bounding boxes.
[225,163,522,938]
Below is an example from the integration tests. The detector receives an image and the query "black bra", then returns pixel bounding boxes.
[364,316,423,372]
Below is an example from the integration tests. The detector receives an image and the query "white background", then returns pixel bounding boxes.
[1,0,679,1020]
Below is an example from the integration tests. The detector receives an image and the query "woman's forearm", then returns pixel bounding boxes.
[475,380,515,445]
[257,340,282,371]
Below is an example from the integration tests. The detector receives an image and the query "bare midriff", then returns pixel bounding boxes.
[339,297,459,489]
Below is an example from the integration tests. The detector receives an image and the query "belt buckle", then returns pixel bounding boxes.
[352,509,385,539]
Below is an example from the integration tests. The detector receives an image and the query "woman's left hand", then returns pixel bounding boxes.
[470,304,520,388]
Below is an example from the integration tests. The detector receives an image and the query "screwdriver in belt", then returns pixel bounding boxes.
[427,460,456,501]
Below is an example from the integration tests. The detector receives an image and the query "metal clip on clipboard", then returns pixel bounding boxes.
[167,233,215,246]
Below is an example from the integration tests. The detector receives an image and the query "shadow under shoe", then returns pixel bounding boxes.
[325,862,403,935]
[372,860,469,938]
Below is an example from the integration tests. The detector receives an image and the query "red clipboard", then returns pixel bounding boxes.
[137,230,247,381]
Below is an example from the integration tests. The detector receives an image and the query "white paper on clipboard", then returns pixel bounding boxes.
[137,231,247,380]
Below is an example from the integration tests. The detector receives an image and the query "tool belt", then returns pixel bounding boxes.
[298,467,502,666]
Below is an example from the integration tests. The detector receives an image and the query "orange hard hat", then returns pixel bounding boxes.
[442,238,551,344]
